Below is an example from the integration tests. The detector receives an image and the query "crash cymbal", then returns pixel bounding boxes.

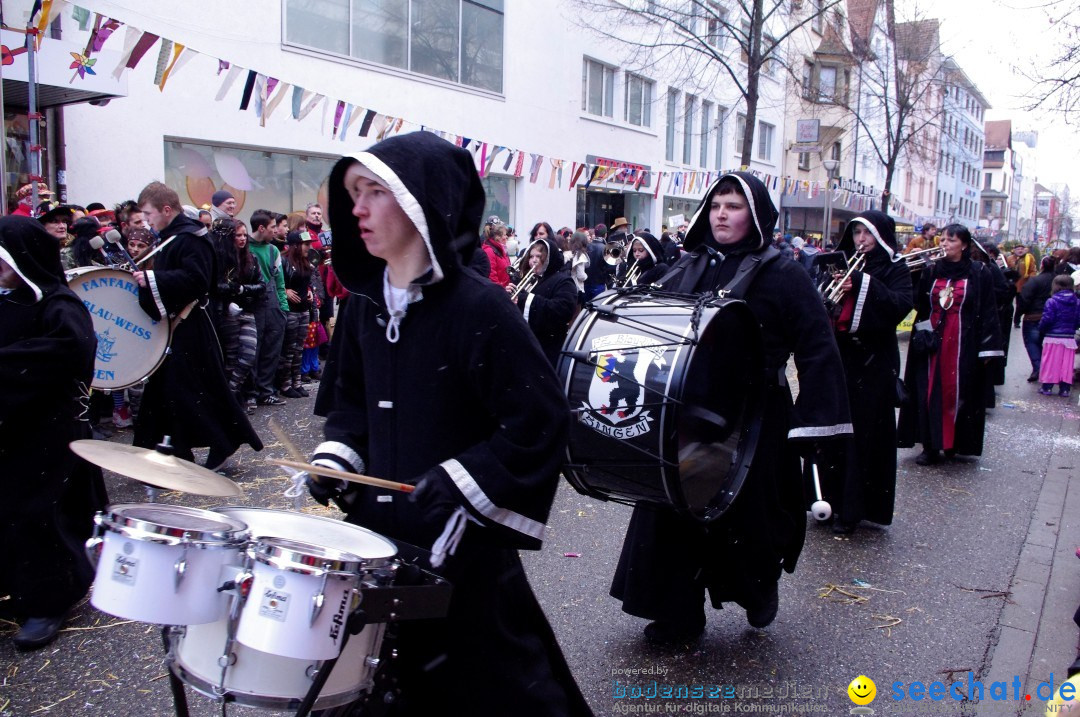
[70,440,242,497]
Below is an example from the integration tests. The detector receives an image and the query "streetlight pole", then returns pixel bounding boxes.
[822,159,839,246]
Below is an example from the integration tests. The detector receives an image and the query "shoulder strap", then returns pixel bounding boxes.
[719,246,780,300]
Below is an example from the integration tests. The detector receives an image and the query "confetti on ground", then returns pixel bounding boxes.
[870,614,902,636]
[818,583,868,604]
[58,620,135,633]
[30,691,77,714]
[563,552,581,558]
[852,578,871,587]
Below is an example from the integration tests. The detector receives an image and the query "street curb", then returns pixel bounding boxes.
[983,406,1080,714]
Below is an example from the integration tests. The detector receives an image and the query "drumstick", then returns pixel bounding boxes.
[268,417,307,463]
[267,458,415,494]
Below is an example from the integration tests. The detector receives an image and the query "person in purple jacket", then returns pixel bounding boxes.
[1037,274,1080,397]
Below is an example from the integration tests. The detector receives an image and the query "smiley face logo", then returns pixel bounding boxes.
[848,675,876,706]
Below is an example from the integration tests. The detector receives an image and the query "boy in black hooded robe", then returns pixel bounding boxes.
[817,211,912,533]
[309,132,591,716]
[610,173,851,643]
[0,216,107,650]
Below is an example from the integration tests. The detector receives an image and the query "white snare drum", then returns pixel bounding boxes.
[65,267,169,390]
[86,504,248,625]
[170,619,385,710]
[236,537,362,660]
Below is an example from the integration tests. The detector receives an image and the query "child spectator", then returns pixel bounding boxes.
[1038,274,1080,397]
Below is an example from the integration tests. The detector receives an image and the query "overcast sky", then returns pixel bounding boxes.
[916,0,1078,189]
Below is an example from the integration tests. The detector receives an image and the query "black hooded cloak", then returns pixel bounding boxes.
[515,237,578,367]
[0,217,107,617]
[132,212,263,460]
[898,247,1003,456]
[818,211,912,526]
[313,132,590,716]
[615,232,669,287]
[611,172,852,621]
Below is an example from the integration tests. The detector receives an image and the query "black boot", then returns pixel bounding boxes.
[746,582,780,628]
[915,449,941,466]
[13,614,67,651]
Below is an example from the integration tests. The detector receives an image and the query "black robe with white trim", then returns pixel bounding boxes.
[132,213,262,459]
[611,172,851,620]
[818,211,912,526]
[515,237,578,367]
[315,132,591,716]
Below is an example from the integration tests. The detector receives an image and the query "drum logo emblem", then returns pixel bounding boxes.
[112,553,138,586]
[259,588,291,622]
[96,330,117,363]
[581,334,666,440]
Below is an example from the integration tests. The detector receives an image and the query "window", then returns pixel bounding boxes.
[739,20,751,63]
[811,0,824,33]
[666,91,679,162]
[831,141,841,162]
[701,102,713,168]
[735,113,746,158]
[984,172,992,190]
[704,2,726,49]
[715,107,726,170]
[798,152,811,170]
[683,95,696,165]
[582,59,615,117]
[802,62,813,99]
[762,36,778,77]
[757,121,773,161]
[818,67,837,102]
[284,0,505,92]
[625,73,654,127]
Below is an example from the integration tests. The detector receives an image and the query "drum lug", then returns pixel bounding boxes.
[173,540,189,592]
[365,656,381,670]
[216,651,237,668]
[84,532,104,568]
[309,569,330,627]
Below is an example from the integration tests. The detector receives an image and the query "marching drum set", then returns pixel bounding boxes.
[69,439,450,716]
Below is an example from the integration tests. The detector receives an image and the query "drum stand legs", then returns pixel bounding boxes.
[162,627,192,717]
[294,609,367,717]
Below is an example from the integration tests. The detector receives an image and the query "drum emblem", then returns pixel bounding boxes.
[581,334,666,439]
[96,329,118,363]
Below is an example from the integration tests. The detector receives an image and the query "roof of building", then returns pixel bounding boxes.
[984,120,1012,151]
[815,21,852,59]
[941,57,991,109]
[894,18,940,62]
[847,0,880,58]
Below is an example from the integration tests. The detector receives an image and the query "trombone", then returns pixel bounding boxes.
[822,252,866,305]
[603,241,625,266]
[614,261,641,288]
[509,268,538,300]
[904,246,944,270]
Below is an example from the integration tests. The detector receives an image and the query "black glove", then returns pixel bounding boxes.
[408,474,459,524]
[307,475,346,507]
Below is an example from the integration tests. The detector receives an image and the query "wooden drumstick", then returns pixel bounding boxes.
[268,458,415,494]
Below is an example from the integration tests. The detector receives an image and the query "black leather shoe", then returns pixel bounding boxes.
[13,615,66,651]
[746,583,779,628]
[294,386,310,397]
[280,387,303,399]
[643,615,705,645]
[915,450,941,466]
[832,520,857,535]
[1027,371,1039,383]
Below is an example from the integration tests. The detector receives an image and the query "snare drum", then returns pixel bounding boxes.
[65,267,169,390]
[86,504,248,625]
[558,291,764,522]
[169,507,397,707]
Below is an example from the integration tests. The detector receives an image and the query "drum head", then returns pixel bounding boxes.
[560,292,763,522]
[212,507,397,565]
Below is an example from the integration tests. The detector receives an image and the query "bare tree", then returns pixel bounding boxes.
[842,2,950,212]
[1022,1,1080,122]
[570,0,843,168]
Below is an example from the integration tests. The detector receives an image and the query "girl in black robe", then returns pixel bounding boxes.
[898,224,1003,464]
[610,173,851,643]
[511,236,578,367]
[614,232,669,287]
[0,217,107,649]
[818,211,912,533]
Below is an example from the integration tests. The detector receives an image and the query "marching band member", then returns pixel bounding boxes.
[0,216,107,650]
[132,182,263,469]
[509,234,578,367]
[819,211,912,534]
[611,173,851,643]
[614,233,669,287]
[898,224,1003,465]
[309,132,591,716]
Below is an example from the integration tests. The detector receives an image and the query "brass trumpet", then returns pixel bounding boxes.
[822,252,866,304]
[614,261,641,288]
[603,242,625,266]
[509,268,538,300]
[903,246,944,270]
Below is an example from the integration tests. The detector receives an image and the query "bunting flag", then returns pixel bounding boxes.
[653,173,665,199]
[291,86,305,119]
[72,5,91,30]
[157,42,187,91]
[529,155,544,184]
[548,159,562,189]
[478,143,489,177]
[238,70,257,110]
[263,81,290,122]
[152,39,173,86]
[502,149,516,172]
[34,0,59,49]
[215,65,243,101]
[331,100,345,138]
[358,109,377,137]
[337,104,354,140]
[85,15,121,55]
[113,30,159,79]
[298,93,324,121]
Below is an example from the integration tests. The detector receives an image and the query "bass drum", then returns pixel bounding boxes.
[558,291,764,522]
[65,267,170,390]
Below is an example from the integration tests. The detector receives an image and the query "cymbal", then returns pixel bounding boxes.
[70,440,242,497]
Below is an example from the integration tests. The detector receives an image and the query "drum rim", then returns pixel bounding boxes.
[252,536,365,577]
[211,506,398,564]
[97,503,249,546]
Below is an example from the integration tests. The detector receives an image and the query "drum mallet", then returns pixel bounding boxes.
[104,228,139,272]
[810,462,832,522]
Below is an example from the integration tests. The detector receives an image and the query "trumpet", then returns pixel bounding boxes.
[509,268,538,300]
[614,261,641,288]
[904,246,945,270]
[822,252,866,305]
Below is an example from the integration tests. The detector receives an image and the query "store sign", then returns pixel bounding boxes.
[796,119,821,143]
[586,155,652,189]
[1,29,127,99]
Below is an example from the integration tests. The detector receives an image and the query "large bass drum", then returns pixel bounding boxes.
[65,267,170,390]
[558,290,763,522]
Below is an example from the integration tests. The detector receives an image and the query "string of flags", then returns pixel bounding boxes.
[30,1,919,222]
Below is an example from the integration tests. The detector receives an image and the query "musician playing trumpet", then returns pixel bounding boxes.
[508,235,577,367]
[817,211,912,534]
[614,233,669,288]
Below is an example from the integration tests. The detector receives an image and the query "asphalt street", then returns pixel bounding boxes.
[1,327,1078,716]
